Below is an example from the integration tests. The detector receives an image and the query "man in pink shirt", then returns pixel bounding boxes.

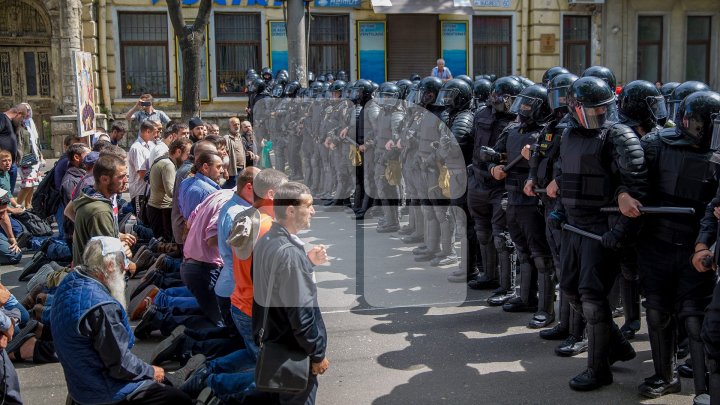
[181,188,234,326]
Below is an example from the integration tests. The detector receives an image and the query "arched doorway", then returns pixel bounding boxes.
[0,0,53,144]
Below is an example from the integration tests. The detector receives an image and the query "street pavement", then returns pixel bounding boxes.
[1,204,699,404]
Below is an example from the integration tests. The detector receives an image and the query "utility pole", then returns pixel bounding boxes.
[286,0,308,87]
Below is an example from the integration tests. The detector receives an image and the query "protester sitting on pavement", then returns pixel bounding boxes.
[0,189,23,265]
[51,237,195,405]
[72,154,135,266]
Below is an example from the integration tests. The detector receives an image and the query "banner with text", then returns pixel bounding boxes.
[269,21,288,73]
[441,21,468,77]
[357,21,386,84]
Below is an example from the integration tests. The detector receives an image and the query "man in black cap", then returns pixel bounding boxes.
[189,118,207,143]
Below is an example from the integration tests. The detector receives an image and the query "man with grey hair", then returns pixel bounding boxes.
[52,237,194,404]
[431,58,452,82]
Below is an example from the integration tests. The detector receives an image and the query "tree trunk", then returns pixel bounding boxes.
[166,0,212,122]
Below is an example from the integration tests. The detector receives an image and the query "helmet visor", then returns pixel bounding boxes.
[668,100,682,123]
[417,88,437,106]
[510,95,541,118]
[376,91,400,106]
[683,110,709,142]
[489,92,515,112]
[434,88,458,107]
[646,95,668,121]
[548,86,570,111]
[571,99,618,129]
[710,114,720,150]
[407,88,418,105]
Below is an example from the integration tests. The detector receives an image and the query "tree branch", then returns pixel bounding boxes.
[166,0,185,36]
[192,0,213,33]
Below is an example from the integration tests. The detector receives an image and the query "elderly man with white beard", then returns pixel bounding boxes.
[51,237,194,405]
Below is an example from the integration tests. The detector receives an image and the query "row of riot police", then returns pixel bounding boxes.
[244,65,720,403]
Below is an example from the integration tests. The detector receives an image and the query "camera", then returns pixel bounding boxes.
[140,101,152,107]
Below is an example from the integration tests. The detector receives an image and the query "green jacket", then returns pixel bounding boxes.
[72,191,117,265]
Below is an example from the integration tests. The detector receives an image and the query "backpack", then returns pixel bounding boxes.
[14,210,53,236]
[31,161,61,221]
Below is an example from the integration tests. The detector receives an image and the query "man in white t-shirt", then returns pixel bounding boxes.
[127,120,157,220]
[431,58,453,82]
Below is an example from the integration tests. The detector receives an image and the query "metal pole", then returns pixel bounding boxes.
[287,0,308,87]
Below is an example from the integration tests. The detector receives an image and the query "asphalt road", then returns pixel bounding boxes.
[1,204,699,404]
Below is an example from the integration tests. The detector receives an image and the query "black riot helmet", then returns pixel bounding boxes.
[476,74,492,81]
[274,75,288,87]
[350,79,374,105]
[489,76,524,113]
[541,66,570,87]
[567,76,618,129]
[276,69,289,79]
[326,80,347,99]
[316,74,327,83]
[245,73,259,90]
[271,83,285,98]
[456,75,473,87]
[343,80,356,100]
[472,79,493,104]
[376,82,401,107]
[510,84,553,124]
[617,80,668,128]
[370,81,380,97]
[396,79,413,100]
[409,74,421,83]
[248,78,267,95]
[668,81,711,122]
[284,81,301,98]
[336,70,348,82]
[435,78,472,110]
[488,74,497,82]
[547,73,578,113]
[246,68,257,76]
[326,73,335,82]
[415,76,443,107]
[518,76,535,88]
[678,91,720,147]
[582,66,617,91]
[309,81,324,98]
[261,67,273,82]
[660,82,680,102]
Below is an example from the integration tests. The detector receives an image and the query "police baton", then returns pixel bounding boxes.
[561,223,603,242]
[533,188,547,194]
[501,154,526,172]
[599,206,695,215]
[342,136,358,147]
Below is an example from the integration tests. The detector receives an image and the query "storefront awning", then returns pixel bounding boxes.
[370,0,474,15]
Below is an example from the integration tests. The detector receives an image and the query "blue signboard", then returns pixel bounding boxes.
[315,0,362,6]
[357,21,386,84]
[269,21,288,73]
[441,21,468,77]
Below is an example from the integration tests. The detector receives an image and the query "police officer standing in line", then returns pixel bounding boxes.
[639,90,720,401]
[549,75,645,391]
[489,84,556,327]
[350,79,376,219]
[467,77,522,304]
[373,82,404,233]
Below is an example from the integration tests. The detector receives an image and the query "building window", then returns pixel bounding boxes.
[215,13,261,96]
[637,16,663,83]
[119,12,169,98]
[473,16,512,77]
[686,16,711,83]
[563,15,591,75]
[308,15,350,76]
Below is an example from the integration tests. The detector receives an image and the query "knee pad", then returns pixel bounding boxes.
[645,307,672,330]
[582,301,610,325]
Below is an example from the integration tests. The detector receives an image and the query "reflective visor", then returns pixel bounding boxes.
[510,95,540,117]
[376,92,400,106]
[572,100,618,129]
[683,112,707,141]
[489,92,515,112]
[548,86,570,111]
[710,114,720,150]
[434,88,458,106]
[668,100,682,122]
[407,89,418,105]
[646,95,668,120]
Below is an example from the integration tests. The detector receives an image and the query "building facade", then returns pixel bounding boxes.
[0,0,717,154]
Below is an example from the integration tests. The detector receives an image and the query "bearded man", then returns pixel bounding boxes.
[51,237,193,405]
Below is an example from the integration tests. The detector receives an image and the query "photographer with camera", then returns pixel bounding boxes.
[125,94,171,136]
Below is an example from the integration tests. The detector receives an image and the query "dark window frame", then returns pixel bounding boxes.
[472,16,513,77]
[686,15,712,83]
[118,11,170,98]
[308,14,351,76]
[637,15,664,83]
[562,15,591,75]
[214,12,262,97]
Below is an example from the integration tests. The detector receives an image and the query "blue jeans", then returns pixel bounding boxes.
[231,305,259,359]
[163,256,182,273]
[154,287,198,310]
[180,260,222,326]
[206,349,257,400]
[0,231,21,265]
[55,204,65,239]
[4,295,28,327]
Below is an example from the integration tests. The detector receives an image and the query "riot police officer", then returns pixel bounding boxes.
[642,91,720,401]
[582,65,617,90]
[551,76,645,391]
[667,81,711,123]
[489,84,555,327]
[350,79,376,218]
[467,77,522,302]
[323,80,356,210]
[472,79,492,113]
[541,66,570,87]
[373,82,404,232]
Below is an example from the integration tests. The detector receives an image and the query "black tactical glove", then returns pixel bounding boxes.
[601,228,623,250]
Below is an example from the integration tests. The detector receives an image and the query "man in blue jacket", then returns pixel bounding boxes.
[52,237,192,405]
